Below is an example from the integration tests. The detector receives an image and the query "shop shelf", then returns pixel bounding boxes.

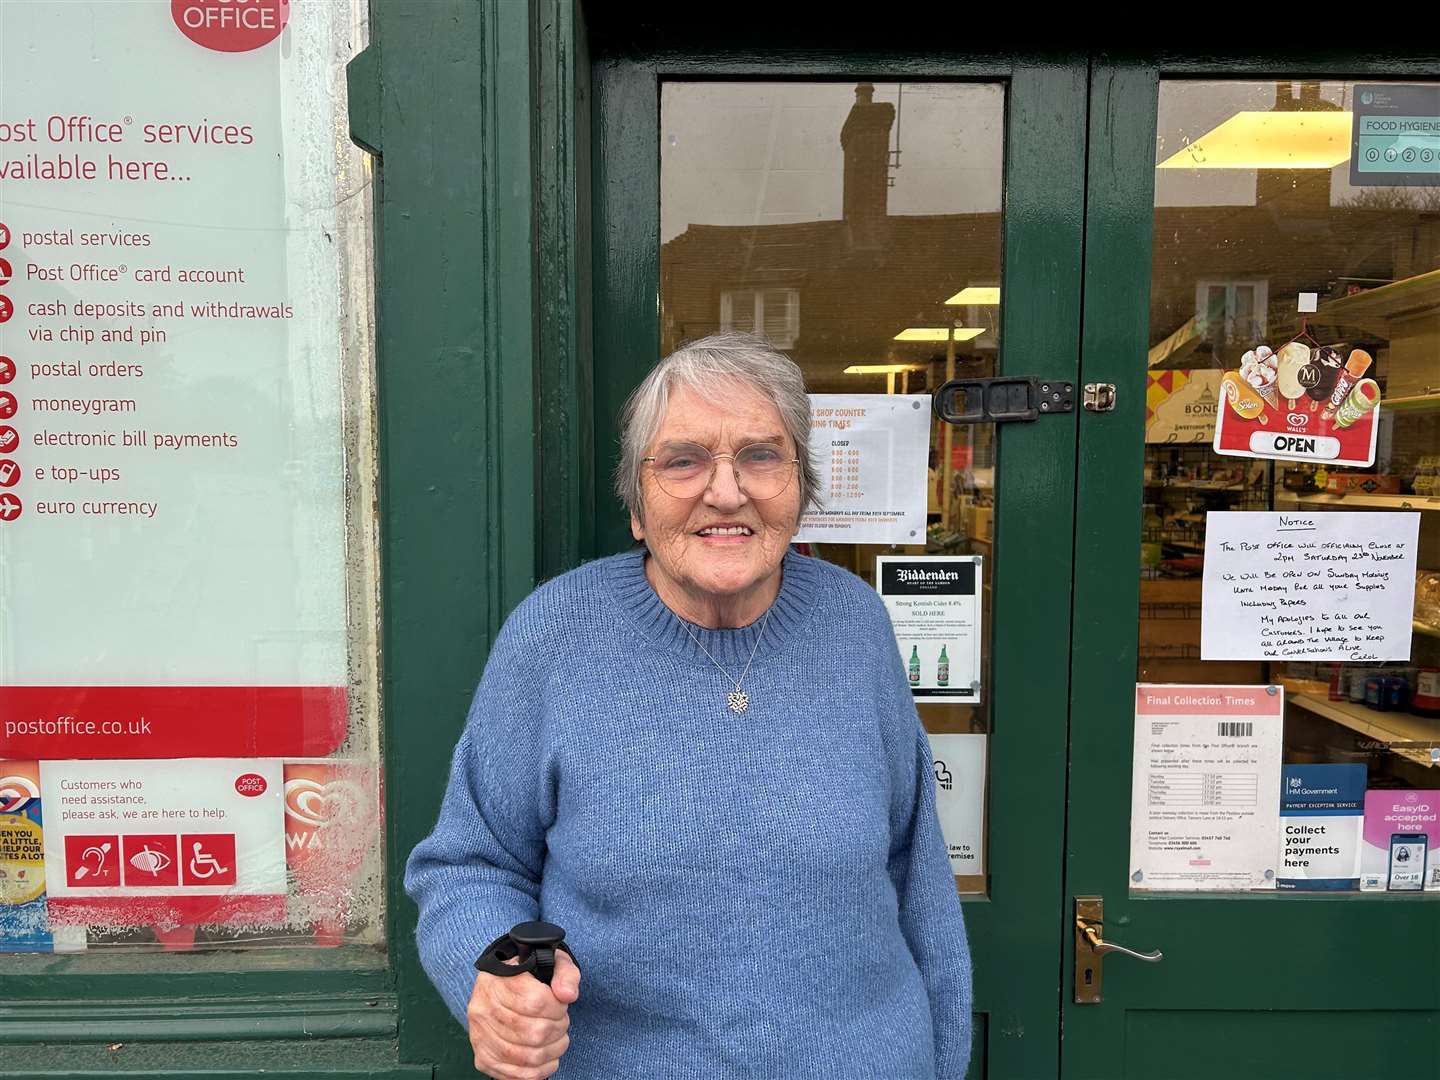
[1315,267,1440,332]
[1289,692,1440,769]
[1383,392,1440,414]
[1278,492,1440,512]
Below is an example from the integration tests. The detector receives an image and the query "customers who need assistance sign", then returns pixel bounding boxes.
[876,556,983,702]
[1200,512,1420,661]
[0,2,356,759]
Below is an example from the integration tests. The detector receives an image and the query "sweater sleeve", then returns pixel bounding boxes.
[884,664,975,1078]
[403,616,556,1028]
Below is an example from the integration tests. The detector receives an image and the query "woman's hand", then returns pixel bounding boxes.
[466,951,581,1079]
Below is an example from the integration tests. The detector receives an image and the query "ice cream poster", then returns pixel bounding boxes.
[1213,340,1381,467]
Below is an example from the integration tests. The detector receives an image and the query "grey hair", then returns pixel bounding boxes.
[614,331,819,523]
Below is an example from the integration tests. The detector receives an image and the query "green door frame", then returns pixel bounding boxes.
[588,36,1089,1076]
[1067,50,1440,1079]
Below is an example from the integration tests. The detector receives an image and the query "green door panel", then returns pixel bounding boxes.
[1123,1010,1438,1079]
[589,32,1090,1074]
[1067,53,1440,1080]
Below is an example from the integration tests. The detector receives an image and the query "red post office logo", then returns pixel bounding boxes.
[234,772,268,797]
[172,0,289,53]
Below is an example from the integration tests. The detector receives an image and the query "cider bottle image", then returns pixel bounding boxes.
[908,645,921,686]
[937,645,949,686]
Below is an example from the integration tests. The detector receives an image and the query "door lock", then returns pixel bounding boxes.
[1082,383,1117,412]
[1074,896,1162,1004]
[934,377,1074,425]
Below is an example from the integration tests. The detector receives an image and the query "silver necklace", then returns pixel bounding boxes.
[680,605,772,714]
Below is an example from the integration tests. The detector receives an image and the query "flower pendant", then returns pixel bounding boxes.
[727,690,750,714]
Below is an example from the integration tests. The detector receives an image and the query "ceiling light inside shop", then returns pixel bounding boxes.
[1156,111,1353,170]
[943,287,1001,306]
[893,328,986,342]
[843,364,928,375]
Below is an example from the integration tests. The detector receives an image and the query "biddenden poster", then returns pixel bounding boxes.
[1130,685,1284,891]
[0,0,355,760]
[876,556,983,702]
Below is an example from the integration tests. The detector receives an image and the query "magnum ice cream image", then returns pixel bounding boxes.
[1321,349,1374,423]
[1304,347,1344,411]
[1221,370,1269,424]
[1276,341,1311,409]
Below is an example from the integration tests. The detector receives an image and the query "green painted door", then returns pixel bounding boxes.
[589,41,1090,1078]
[1066,58,1440,1079]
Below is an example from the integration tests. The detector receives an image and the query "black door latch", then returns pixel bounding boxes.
[933,378,1075,425]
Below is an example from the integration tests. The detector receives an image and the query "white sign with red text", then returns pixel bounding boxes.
[39,758,285,925]
[0,0,354,760]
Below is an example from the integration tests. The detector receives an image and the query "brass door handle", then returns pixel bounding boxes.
[1076,916,1163,963]
[1073,896,1161,1004]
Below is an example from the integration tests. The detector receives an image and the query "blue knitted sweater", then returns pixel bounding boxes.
[405,548,973,1078]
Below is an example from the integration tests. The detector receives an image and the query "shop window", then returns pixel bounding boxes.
[0,1,384,958]
[720,288,801,348]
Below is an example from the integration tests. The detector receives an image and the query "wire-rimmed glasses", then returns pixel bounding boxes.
[642,442,799,500]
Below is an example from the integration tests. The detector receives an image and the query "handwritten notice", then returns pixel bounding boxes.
[795,395,930,545]
[1201,512,1421,661]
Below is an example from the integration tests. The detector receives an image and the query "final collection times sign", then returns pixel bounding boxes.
[0,0,352,762]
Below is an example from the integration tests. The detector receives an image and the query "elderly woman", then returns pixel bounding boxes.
[405,332,972,1079]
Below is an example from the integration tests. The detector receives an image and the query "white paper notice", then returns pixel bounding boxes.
[795,394,930,544]
[927,733,986,877]
[1130,685,1284,891]
[1201,511,1420,661]
[876,555,983,701]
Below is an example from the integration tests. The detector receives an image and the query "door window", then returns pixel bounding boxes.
[661,80,1005,893]
[1138,79,1440,893]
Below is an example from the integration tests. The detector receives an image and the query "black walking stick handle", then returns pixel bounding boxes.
[475,920,577,987]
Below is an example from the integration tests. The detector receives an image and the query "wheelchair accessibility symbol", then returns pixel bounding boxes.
[180,834,237,886]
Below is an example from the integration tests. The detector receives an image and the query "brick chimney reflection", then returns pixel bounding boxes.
[841,83,895,250]
[1256,81,1340,218]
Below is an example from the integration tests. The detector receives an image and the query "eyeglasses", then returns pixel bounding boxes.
[642,442,800,501]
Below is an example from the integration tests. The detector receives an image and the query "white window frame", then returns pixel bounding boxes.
[1194,279,1269,346]
[720,287,800,349]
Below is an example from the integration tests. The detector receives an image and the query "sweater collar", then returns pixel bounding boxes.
[603,546,821,666]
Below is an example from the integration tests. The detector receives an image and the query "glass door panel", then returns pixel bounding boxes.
[1143,78,1440,892]
[660,80,1005,893]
